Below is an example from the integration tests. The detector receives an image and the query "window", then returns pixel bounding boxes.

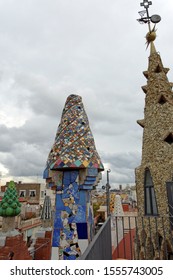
[19,190,26,197]
[154,64,162,73]
[29,190,36,197]
[164,133,173,145]
[144,168,158,216]
[158,95,167,105]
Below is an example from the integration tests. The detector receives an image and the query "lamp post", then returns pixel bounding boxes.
[102,169,111,217]
[106,169,111,216]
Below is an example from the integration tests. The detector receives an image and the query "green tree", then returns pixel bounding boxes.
[0,181,21,217]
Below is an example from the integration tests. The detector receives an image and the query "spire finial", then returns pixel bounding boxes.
[137,1,161,51]
[139,0,152,32]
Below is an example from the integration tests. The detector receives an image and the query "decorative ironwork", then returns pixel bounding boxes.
[140,0,152,9]
[137,0,161,32]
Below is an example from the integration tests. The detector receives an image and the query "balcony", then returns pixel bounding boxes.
[80,214,173,260]
[18,217,42,231]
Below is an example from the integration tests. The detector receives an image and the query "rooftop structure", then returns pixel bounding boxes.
[44,94,104,260]
[135,0,173,259]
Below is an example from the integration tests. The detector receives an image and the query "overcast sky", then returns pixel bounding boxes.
[0,0,173,188]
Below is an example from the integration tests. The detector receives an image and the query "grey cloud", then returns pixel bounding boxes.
[0,0,172,185]
[0,115,58,177]
[102,151,141,169]
[0,115,57,147]
[100,151,141,186]
[0,125,14,152]
[1,144,45,177]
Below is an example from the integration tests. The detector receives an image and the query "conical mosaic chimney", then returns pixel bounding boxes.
[47,94,104,171]
[44,94,104,260]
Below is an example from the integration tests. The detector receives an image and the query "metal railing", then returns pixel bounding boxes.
[80,216,112,260]
[111,215,136,260]
[112,215,173,260]
[80,214,173,260]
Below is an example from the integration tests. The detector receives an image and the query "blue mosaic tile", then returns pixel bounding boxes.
[76,223,88,239]
[73,205,86,223]
[43,167,49,179]
[55,194,65,210]
[78,191,87,206]
[54,212,63,228]
[52,229,60,247]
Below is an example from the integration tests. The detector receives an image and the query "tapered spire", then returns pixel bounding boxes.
[135,1,173,259]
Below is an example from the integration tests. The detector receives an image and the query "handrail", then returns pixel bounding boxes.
[79,216,112,260]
